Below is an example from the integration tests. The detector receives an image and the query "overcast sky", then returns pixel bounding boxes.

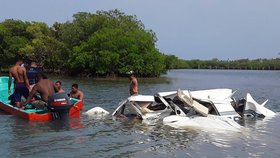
[1,0,280,60]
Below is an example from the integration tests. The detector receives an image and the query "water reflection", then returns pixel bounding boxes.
[0,110,10,115]
[6,117,85,157]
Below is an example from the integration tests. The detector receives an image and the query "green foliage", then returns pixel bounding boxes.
[95,50,119,75]
[26,22,51,38]
[0,10,167,76]
[60,9,163,76]
[0,20,31,65]
[1,19,31,37]
[2,10,278,76]
[142,50,166,77]
[173,58,280,70]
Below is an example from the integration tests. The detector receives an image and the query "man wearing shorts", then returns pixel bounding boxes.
[8,59,30,108]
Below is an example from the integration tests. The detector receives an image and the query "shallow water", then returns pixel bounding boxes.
[0,69,280,157]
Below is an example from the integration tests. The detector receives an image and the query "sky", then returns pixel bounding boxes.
[1,0,280,60]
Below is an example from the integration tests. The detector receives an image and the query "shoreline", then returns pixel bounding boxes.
[0,71,170,83]
[1,68,279,79]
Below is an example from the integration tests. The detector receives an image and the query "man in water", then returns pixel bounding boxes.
[70,83,84,101]
[20,73,56,109]
[129,71,138,96]
[8,59,30,108]
[55,80,65,93]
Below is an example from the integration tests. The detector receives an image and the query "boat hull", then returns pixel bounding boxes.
[0,76,83,121]
[0,99,83,121]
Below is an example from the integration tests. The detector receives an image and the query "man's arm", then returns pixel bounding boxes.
[79,91,84,101]
[22,68,30,90]
[21,86,37,107]
[8,70,12,94]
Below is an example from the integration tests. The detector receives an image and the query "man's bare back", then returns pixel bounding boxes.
[8,60,30,107]
[10,65,26,83]
[8,61,30,93]
[129,76,138,96]
[21,77,56,108]
[31,79,55,102]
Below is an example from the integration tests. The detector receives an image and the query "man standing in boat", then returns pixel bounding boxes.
[70,83,84,101]
[129,71,138,96]
[128,71,152,113]
[26,62,43,90]
[8,59,30,108]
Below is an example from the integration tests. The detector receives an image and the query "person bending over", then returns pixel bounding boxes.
[20,73,55,109]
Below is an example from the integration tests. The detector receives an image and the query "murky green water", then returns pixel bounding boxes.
[1,69,280,157]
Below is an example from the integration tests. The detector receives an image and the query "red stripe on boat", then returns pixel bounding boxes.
[51,101,68,106]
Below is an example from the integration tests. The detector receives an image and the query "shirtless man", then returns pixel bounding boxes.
[70,83,83,101]
[54,80,65,93]
[8,59,30,108]
[20,73,56,109]
[129,71,138,96]
[128,71,151,113]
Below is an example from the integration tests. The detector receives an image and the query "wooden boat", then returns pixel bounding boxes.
[0,76,83,121]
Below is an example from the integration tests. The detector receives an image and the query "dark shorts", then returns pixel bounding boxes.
[12,83,29,103]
